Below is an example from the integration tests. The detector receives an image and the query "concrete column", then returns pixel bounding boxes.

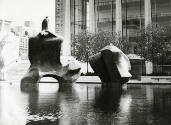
[144,0,152,27]
[88,0,95,33]
[144,0,153,74]
[63,0,71,56]
[115,0,122,36]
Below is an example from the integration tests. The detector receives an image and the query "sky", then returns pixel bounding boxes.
[0,0,55,32]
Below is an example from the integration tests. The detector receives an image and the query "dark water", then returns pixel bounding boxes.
[1,82,171,125]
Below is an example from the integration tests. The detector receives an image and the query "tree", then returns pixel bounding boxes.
[72,31,129,62]
[72,31,93,62]
[136,25,171,64]
[90,31,118,55]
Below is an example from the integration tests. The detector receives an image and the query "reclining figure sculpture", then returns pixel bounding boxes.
[21,31,81,91]
[89,45,132,88]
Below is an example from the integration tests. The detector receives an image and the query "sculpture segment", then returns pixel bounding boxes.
[21,31,81,91]
[89,45,131,88]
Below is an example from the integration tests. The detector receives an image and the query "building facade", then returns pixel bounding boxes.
[55,0,65,36]
[0,19,12,34]
[55,0,171,55]
[19,36,28,60]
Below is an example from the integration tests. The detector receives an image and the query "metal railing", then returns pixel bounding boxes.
[153,65,171,75]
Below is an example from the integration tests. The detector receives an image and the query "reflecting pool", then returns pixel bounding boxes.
[1,82,171,125]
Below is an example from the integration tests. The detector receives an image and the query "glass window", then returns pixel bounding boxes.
[95,0,116,32]
[71,0,88,35]
[151,0,171,26]
[122,0,144,41]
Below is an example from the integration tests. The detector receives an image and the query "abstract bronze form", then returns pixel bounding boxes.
[89,45,132,88]
[21,31,81,91]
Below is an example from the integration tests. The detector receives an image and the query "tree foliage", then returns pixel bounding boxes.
[72,32,93,61]
[72,31,128,61]
[72,25,171,64]
[136,25,171,64]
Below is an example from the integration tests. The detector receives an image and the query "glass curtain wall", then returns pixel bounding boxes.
[95,0,116,32]
[71,0,88,55]
[122,0,144,40]
[122,0,144,53]
[71,0,87,36]
[151,0,171,27]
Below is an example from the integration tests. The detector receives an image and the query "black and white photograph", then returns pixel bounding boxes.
[0,0,171,125]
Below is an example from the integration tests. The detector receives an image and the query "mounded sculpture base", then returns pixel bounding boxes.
[89,45,132,88]
[21,31,81,92]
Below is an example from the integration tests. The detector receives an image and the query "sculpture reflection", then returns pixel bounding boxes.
[92,86,132,125]
[0,83,29,125]
[2,83,171,125]
[24,83,132,125]
[25,83,79,125]
[94,87,123,112]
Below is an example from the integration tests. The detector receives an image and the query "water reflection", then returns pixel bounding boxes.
[94,87,122,112]
[26,83,81,125]
[0,83,29,125]
[1,83,171,125]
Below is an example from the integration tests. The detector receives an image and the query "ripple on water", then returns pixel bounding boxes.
[27,112,63,122]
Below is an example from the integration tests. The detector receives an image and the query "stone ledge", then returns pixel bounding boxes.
[1,76,171,84]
